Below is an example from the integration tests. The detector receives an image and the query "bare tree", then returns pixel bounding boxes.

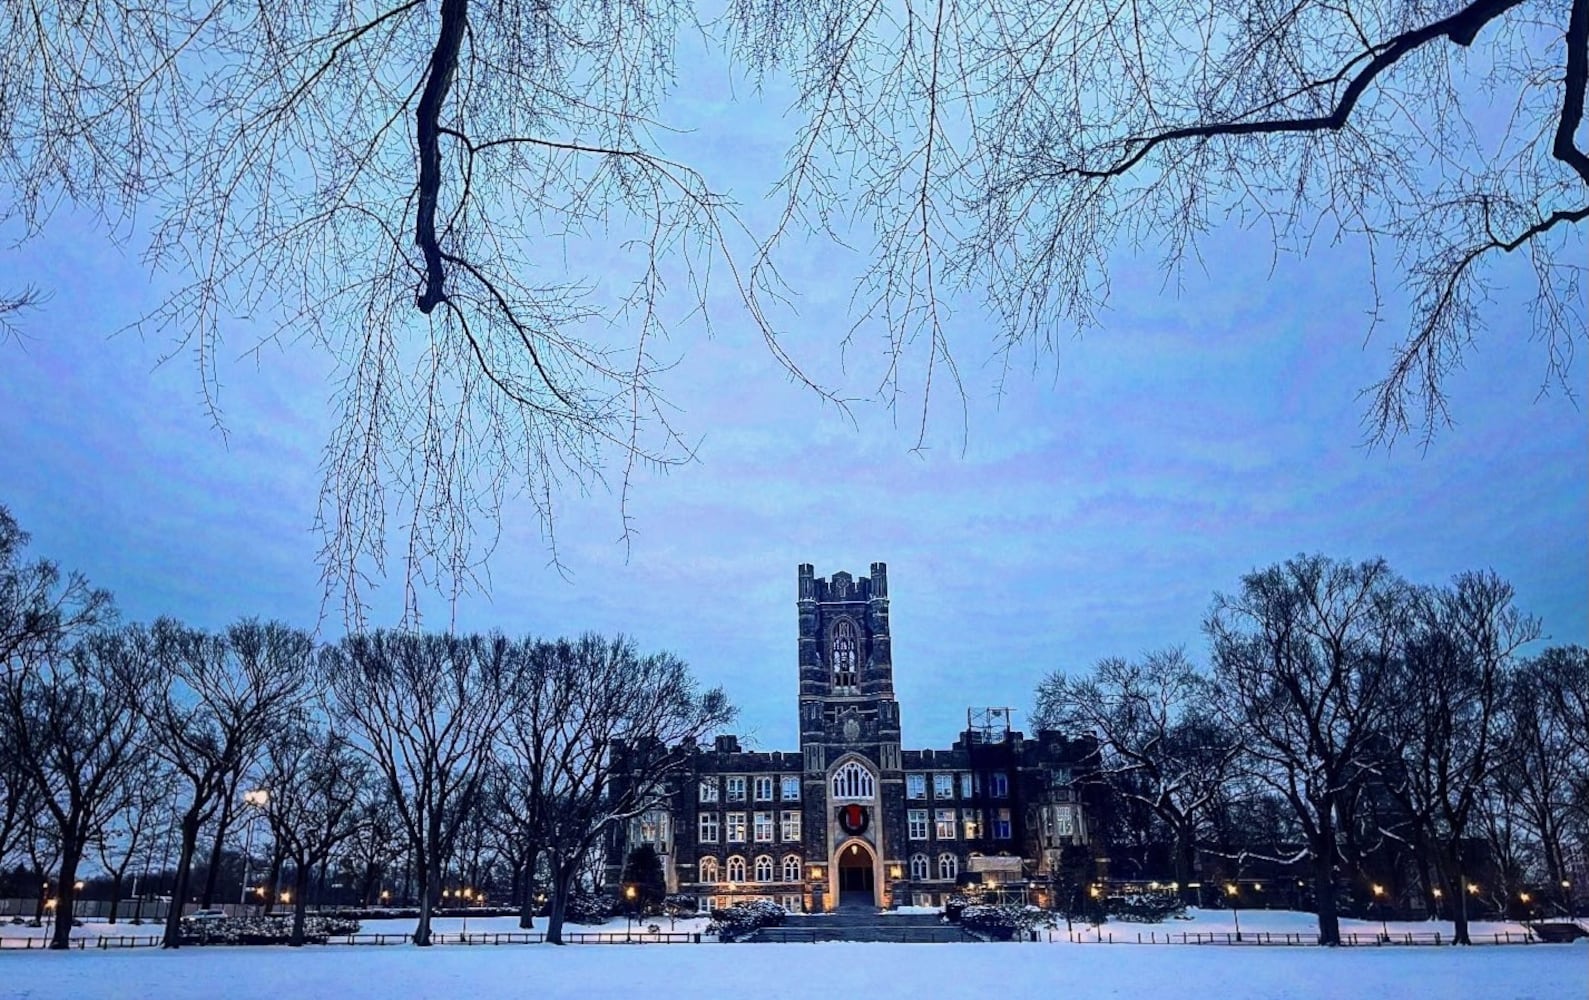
[324,630,525,946]
[506,634,732,944]
[1,505,113,678]
[261,723,369,945]
[9,5,1580,617]
[1,626,155,949]
[1033,648,1239,905]
[142,619,315,948]
[1207,554,1407,945]
[94,747,176,925]
[1384,571,1538,943]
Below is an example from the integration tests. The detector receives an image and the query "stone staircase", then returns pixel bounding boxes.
[750,910,972,943]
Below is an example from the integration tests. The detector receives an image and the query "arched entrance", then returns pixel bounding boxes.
[835,840,877,909]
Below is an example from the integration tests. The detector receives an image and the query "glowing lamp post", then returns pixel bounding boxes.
[1372,884,1390,942]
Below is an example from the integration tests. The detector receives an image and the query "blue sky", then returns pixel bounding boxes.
[2,41,1584,751]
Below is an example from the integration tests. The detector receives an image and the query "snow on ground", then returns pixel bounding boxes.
[0,936,1583,1000]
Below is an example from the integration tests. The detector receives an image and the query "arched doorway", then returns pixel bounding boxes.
[835,840,876,909]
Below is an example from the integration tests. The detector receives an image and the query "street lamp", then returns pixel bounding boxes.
[1372,884,1389,942]
[239,790,269,911]
[1225,883,1242,942]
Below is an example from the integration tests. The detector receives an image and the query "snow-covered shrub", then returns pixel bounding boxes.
[960,903,1055,940]
[178,914,362,945]
[564,891,619,925]
[1106,890,1185,923]
[707,899,786,942]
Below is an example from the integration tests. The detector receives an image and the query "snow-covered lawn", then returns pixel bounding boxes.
[0,937,1583,1000]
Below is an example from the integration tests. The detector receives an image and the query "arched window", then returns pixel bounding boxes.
[726,856,746,882]
[909,853,929,880]
[830,760,876,801]
[755,856,775,883]
[699,857,720,884]
[938,853,958,881]
[831,619,858,689]
[783,855,802,883]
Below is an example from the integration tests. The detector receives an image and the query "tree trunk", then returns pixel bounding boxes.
[545,862,574,944]
[107,871,124,924]
[162,816,203,948]
[290,863,310,946]
[199,806,232,909]
[50,834,86,950]
[1312,838,1341,946]
[413,857,434,946]
[263,849,285,915]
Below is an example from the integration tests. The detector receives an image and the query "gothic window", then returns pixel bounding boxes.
[831,619,858,689]
[830,760,875,801]
[726,856,746,882]
[910,853,930,880]
[754,856,775,883]
[782,855,802,882]
[699,857,720,883]
[938,853,958,881]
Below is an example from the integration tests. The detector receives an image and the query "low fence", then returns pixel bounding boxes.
[1055,928,1543,946]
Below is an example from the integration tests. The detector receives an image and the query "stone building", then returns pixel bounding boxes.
[608,563,1101,911]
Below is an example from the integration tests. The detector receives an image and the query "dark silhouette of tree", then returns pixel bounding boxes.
[5,5,1580,616]
[261,723,369,945]
[1033,648,1239,906]
[141,619,315,948]
[323,631,526,946]
[1207,554,1407,945]
[508,634,731,944]
[1,626,155,949]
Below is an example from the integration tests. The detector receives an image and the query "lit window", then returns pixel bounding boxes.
[754,811,774,842]
[935,809,956,839]
[783,855,802,882]
[933,774,954,799]
[726,856,746,882]
[908,809,929,840]
[962,808,982,839]
[906,774,926,799]
[991,773,1009,798]
[755,856,774,883]
[699,777,720,803]
[754,776,774,801]
[781,810,801,842]
[726,777,746,802]
[699,857,720,883]
[781,776,801,801]
[699,813,720,843]
[994,808,1012,839]
[938,854,958,880]
[910,854,930,880]
[831,619,859,689]
[727,812,747,843]
[831,761,876,801]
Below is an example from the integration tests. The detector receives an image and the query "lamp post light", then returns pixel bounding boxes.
[239,790,269,911]
[1225,883,1242,942]
[1372,884,1390,942]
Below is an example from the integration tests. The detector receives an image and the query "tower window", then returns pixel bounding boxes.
[830,760,876,801]
[831,619,858,689]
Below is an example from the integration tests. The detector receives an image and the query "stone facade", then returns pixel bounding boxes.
[608,563,1100,911]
